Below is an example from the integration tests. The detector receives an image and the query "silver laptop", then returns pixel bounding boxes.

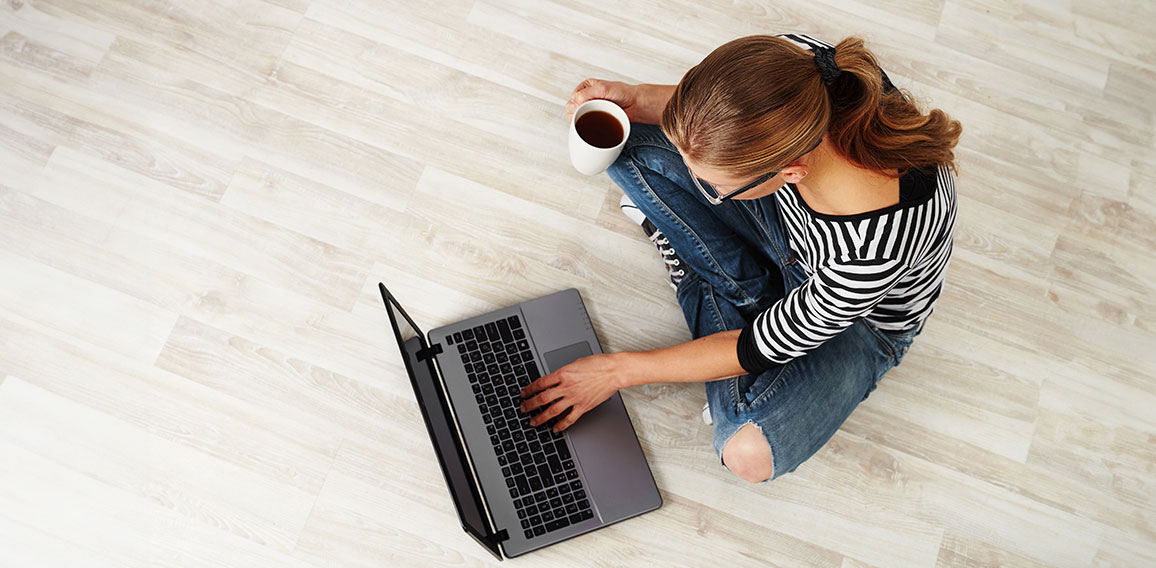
[379,283,661,559]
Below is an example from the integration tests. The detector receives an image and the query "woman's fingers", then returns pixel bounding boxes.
[519,380,562,412]
[529,399,570,427]
[519,372,560,400]
[552,409,582,432]
[566,78,613,120]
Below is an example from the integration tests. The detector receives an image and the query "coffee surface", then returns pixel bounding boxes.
[575,111,624,149]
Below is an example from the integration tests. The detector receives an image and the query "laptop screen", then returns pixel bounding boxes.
[380,284,502,559]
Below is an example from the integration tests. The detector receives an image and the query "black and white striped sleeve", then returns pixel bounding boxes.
[737,257,908,372]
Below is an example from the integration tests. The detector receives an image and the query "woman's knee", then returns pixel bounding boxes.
[608,125,677,176]
[721,422,775,483]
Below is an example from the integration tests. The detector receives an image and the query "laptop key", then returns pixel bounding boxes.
[546,517,570,532]
[555,440,571,459]
[547,455,563,475]
[568,512,584,524]
[524,361,540,381]
[514,475,529,495]
[484,322,499,340]
[473,326,486,341]
[533,526,545,537]
[507,315,522,329]
[513,328,526,340]
[497,319,512,342]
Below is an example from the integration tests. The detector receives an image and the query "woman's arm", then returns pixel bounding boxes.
[519,329,745,431]
[565,80,676,125]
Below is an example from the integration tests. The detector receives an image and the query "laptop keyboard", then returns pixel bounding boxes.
[447,314,595,540]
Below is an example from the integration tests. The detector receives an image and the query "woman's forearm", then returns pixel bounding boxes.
[635,84,677,125]
[616,329,746,389]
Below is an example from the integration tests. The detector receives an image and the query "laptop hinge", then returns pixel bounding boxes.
[494,528,509,543]
[416,343,444,362]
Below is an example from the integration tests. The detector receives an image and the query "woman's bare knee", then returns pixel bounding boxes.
[722,423,774,483]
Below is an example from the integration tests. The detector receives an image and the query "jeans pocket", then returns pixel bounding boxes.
[862,321,901,364]
[735,364,789,409]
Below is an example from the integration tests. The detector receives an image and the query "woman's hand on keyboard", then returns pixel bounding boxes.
[518,353,627,432]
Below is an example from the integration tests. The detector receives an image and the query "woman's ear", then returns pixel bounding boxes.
[779,164,808,184]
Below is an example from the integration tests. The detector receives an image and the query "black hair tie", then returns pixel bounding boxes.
[812,46,841,86]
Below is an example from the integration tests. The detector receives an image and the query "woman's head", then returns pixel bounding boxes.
[662,35,961,183]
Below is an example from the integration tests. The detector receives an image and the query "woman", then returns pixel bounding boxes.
[520,34,961,483]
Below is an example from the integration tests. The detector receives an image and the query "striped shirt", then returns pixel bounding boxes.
[737,165,957,371]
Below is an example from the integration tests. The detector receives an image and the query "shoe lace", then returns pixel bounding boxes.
[651,234,684,272]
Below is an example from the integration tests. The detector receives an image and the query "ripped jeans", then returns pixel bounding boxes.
[606,124,921,479]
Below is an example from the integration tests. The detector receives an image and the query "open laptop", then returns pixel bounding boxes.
[379,283,661,559]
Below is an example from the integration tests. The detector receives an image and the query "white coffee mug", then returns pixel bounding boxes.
[568,99,630,176]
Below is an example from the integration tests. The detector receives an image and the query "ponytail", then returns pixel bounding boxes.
[826,37,961,175]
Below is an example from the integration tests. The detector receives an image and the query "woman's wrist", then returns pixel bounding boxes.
[638,84,676,125]
[609,350,648,391]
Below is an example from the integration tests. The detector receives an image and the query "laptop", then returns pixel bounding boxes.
[378,283,662,559]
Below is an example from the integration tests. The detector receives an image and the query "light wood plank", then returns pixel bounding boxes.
[2,0,1154,566]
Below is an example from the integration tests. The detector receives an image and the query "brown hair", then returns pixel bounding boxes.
[662,35,961,178]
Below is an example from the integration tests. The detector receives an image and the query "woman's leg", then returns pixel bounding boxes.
[606,123,790,318]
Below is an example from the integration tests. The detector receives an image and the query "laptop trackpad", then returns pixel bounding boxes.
[543,342,592,373]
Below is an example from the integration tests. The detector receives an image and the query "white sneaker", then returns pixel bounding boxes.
[702,402,712,425]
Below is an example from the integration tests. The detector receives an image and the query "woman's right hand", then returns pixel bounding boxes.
[565,79,671,125]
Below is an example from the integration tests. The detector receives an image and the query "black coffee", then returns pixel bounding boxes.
[575,110,624,149]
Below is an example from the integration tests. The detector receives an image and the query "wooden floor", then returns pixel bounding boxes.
[1,1,1154,566]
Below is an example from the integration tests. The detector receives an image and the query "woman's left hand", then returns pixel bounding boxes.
[519,353,627,432]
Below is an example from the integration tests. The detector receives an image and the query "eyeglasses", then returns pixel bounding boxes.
[687,137,823,205]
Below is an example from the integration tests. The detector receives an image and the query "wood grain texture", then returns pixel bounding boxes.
[1,0,1154,566]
